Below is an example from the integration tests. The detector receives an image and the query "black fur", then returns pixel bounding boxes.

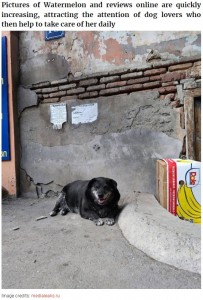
[49,177,120,226]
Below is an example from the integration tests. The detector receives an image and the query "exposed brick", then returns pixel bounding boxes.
[89,91,98,97]
[32,81,50,89]
[41,97,60,103]
[99,88,119,96]
[50,78,68,86]
[78,93,89,99]
[87,84,105,92]
[150,75,161,81]
[186,65,201,79]
[78,91,98,99]
[100,76,120,83]
[59,83,77,90]
[49,91,66,98]
[76,71,108,79]
[92,71,109,77]
[99,84,143,96]
[193,61,201,67]
[121,71,142,80]
[79,78,98,86]
[131,64,152,72]
[161,71,186,82]
[159,95,165,100]
[127,77,149,85]
[162,81,178,87]
[153,60,178,68]
[118,84,143,93]
[158,85,177,94]
[159,87,170,95]
[61,96,77,101]
[66,87,85,95]
[33,88,42,93]
[144,68,167,76]
[168,63,193,71]
[170,100,181,108]
[108,68,129,75]
[143,81,161,89]
[164,93,175,101]
[43,94,49,99]
[106,81,127,88]
[41,87,58,93]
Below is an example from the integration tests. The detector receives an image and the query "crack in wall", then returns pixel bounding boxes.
[127,105,153,129]
[20,167,62,198]
[70,37,78,51]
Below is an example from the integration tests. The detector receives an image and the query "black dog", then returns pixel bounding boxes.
[49,177,120,226]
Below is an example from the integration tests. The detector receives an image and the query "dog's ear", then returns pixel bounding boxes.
[109,179,117,188]
[88,178,97,187]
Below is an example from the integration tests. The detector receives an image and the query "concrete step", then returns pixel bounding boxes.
[118,193,201,274]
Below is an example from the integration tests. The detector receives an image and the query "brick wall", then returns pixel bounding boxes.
[31,56,201,112]
[20,55,201,197]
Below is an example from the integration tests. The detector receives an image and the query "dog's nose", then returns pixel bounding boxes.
[98,194,104,198]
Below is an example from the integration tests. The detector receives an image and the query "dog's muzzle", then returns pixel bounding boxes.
[97,192,112,205]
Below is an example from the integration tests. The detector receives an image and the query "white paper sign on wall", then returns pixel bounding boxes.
[50,103,67,129]
[71,103,98,125]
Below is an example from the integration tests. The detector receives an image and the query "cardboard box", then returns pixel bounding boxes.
[156,159,201,223]
[156,160,167,209]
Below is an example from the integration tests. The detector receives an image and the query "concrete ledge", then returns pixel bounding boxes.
[118,193,201,274]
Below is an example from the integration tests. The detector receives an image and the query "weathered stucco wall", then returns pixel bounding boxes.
[19,31,201,86]
[19,91,181,197]
[18,31,201,198]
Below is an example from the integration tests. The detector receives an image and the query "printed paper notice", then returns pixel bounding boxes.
[50,103,67,129]
[71,103,98,125]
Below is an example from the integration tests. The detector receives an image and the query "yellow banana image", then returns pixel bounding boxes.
[177,183,201,224]
[178,184,201,216]
[177,205,201,223]
[183,184,201,211]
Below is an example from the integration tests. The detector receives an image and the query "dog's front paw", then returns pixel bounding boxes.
[94,218,104,226]
[60,209,68,216]
[49,211,57,217]
[105,218,115,226]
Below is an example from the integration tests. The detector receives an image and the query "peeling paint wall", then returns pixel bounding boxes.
[19,31,201,85]
[18,31,201,199]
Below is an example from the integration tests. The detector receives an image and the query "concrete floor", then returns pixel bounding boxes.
[1,196,201,290]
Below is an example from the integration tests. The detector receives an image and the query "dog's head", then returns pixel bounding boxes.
[88,177,120,206]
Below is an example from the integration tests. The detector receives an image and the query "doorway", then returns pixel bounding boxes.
[194,97,201,161]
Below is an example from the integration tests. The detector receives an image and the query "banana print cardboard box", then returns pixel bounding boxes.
[156,159,201,224]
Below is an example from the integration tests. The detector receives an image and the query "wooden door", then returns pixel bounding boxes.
[194,97,201,161]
